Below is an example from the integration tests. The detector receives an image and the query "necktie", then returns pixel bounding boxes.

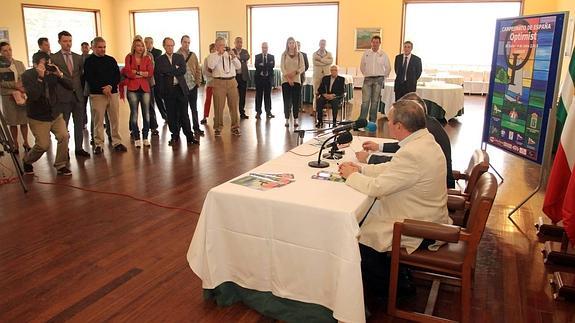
[402,56,408,82]
[263,55,268,76]
[65,53,73,74]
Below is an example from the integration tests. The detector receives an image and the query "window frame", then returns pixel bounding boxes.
[21,4,101,65]
[130,7,201,58]
[247,2,340,65]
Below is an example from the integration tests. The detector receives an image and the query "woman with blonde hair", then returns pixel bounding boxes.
[280,37,305,128]
[0,42,29,153]
[124,38,154,147]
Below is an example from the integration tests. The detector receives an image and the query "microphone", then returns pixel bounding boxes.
[308,131,354,168]
[330,118,367,133]
[327,131,353,149]
[323,131,353,160]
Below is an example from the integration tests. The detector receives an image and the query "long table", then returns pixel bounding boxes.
[187,136,394,323]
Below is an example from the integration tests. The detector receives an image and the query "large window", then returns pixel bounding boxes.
[23,6,98,65]
[249,4,338,66]
[404,2,521,70]
[132,9,200,57]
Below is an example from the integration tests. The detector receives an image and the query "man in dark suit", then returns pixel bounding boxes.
[232,37,250,119]
[296,41,310,114]
[51,30,90,157]
[145,36,167,122]
[154,37,198,145]
[254,42,275,119]
[356,93,455,188]
[394,41,422,101]
[315,65,345,128]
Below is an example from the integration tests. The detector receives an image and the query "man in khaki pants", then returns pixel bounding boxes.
[21,51,71,175]
[83,36,127,154]
[206,37,241,137]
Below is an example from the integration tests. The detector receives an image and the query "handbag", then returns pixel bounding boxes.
[12,90,27,106]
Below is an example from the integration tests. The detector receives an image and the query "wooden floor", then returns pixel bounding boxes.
[1,88,574,322]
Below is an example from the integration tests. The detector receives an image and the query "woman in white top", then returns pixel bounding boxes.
[280,37,305,128]
[0,42,29,153]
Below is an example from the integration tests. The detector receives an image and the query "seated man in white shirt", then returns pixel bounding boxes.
[339,99,450,298]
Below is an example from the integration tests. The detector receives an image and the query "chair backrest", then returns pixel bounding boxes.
[347,67,357,76]
[464,149,490,194]
[464,173,498,258]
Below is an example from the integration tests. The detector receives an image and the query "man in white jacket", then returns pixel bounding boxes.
[339,99,450,296]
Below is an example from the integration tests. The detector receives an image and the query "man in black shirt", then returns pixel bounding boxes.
[21,51,72,176]
[83,36,127,154]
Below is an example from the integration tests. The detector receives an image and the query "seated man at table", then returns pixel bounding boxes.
[356,92,455,188]
[339,99,450,297]
[315,65,345,128]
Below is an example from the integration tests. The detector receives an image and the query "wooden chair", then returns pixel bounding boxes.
[387,173,498,323]
[316,93,347,127]
[447,149,490,226]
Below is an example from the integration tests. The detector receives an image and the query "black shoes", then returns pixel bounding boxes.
[187,137,200,145]
[151,129,159,136]
[22,161,34,175]
[194,129,205,136]
[57,167,72,176]
[200,118,207,124]
[113,144,127,152]
[93,146,103,155]
[266,114,275,119]
[315,122,324,128]
[168,137,180,145]
[255,114,261,119]
[75,149,90,157]
[240,114,249,119]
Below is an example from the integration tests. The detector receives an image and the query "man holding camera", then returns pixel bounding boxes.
[21,51,72,176]
[207,36,241,137]
[51,30,90,157]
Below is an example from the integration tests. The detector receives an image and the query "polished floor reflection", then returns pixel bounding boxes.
[0,87,573,322]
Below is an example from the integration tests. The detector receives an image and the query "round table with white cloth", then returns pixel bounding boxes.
[381,81,464,120]
[419,74,464,86]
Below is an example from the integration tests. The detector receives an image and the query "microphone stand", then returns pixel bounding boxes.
[308,132,340,168]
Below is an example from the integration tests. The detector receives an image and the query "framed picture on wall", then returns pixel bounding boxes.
[0,28,9,43]
[215,31,230,45]
[355,28,381,50]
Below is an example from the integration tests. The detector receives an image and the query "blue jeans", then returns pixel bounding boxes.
[360,76,385,122]
[127,91,151,140]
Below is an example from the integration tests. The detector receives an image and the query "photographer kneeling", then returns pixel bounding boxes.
[21,51,73,176]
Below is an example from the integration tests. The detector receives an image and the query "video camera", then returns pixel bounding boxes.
[0,56,14,82]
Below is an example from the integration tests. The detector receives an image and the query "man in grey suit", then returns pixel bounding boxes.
[51,30,90,157]
[232,37,250,119]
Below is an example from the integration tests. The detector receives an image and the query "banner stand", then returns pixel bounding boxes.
[481,142,505,184]
[507,14,567,218]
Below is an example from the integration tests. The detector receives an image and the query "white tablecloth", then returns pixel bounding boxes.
[381,81,465,120]
[419,74,464,86]
[187,136,395,323]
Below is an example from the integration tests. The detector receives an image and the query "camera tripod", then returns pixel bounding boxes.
[0,108,28,193]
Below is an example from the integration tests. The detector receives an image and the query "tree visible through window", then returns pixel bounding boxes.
[133,9,200,58]
[23,6,98,65]
[404,2,521,70]
[250,4,339,67]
